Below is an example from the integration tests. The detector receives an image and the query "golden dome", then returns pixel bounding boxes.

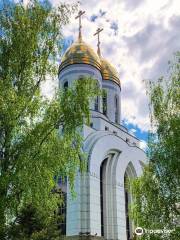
[101,58,121,87]
[59,39,101,72]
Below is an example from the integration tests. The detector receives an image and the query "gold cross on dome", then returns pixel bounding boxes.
[93,27,103,57]
[75,10,85,41]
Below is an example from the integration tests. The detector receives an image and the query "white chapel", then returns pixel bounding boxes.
[58,11,147,240]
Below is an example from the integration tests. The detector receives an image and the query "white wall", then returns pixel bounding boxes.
[59,64,103,112]
[102,81,121,124]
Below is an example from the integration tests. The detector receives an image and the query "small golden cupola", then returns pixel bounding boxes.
[93,28,121,87]
[100,58,121,86]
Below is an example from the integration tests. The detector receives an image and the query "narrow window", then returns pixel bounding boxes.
[94,81,99,111]
[58,192,67,235]
[115,95,118,123]
[94,96,99,111]
[103,91,107,116]
[58,176,67,235]
[64,81,68,90]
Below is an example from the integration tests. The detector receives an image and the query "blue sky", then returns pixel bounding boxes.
[122,120,148,146]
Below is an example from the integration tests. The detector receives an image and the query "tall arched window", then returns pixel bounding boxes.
[94,96,99,111]
[115,95,118,123]
[100,158,108,237]
[63,81,68,90]
[94,80,100,111]
[103,90,107,116]
[58,176,67,235]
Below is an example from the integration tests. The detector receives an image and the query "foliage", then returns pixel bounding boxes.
[0,0,100,238]
[7,204,45,239]
[7,202,64,240]
[131,52,180,240]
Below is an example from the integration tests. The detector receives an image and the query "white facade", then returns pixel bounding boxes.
[59,51,147,240]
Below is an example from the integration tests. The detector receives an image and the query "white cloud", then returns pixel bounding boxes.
[139,139,148,151]
[129,128,137,136]
[41,76,58,99]
[50,0,180,132]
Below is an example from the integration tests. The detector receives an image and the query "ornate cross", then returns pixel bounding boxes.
[75,10,85,41]
[93,27,103,57]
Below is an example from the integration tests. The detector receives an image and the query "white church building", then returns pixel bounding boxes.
[58,11,147,240]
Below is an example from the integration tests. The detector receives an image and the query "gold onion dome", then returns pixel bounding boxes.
[58,39,121,87]
[59,39,101,72]
[100,58,121,86]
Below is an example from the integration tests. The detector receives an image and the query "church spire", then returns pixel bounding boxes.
[93,27,103,57]
[75,10,85,41]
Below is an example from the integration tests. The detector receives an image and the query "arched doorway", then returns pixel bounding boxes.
[100,152,120,239]
[124,162,137,240]
[100,158,108,237]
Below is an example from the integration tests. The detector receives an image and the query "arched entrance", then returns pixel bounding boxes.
[100,152,120,239]
[84,132,146,239]
[124,162,137,240]
[100,157,108,237]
